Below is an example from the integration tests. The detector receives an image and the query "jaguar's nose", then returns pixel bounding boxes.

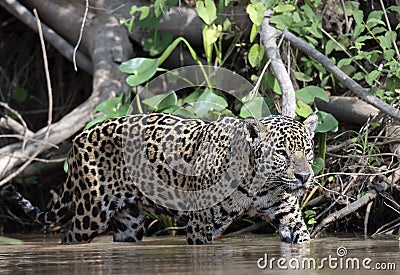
[294,173,310,185]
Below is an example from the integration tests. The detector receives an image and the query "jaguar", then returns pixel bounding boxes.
[2,113,318,244]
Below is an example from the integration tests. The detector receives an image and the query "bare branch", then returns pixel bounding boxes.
[278,28,400,121]
[311,190,377,238]
[0,0,93,74]
[260,12,296,118]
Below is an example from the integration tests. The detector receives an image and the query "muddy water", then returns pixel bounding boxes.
[0,234,399,274]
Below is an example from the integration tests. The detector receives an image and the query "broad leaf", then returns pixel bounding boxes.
[296,86,329,104]
[316,111,338,133]
[296,100,313,118]
[248,43,265,67]
[246,2,266,26]
[196,0,217,25]
[142,91,178,111]
[194,88,228,117]
[240,97,269,119]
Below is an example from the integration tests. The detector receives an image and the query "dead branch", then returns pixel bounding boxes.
[0,0,92,74]
[260,11,296,118]
[0,1,133,185]
[278,29,400,121]
[311,190,377,238]
[0,116,34,137]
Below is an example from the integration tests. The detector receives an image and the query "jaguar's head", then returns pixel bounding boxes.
[244,114,318,196]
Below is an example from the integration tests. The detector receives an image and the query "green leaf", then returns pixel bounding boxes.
[246,2,266,26]
[325,40,336,55]
[250,24,260,43]
[301,4,314,20]
[171,107,196,118]
[11,87,28,102]
[353,24,365,37]
[385,76,400,91]
[138,6,150,20]
[240,97,269,119]
[355,35,372,43]
[157,37,199,65]
[196,0,217,25]
[365,70,380,85]
[371,26,387,35]
[84,115,114,131]
[120,58,158,87]
[296,100,313,118]
[384,49,395,61]
[265,73,281,95]
[248,43,265,67]
[203,24,222,45]
[194,88,228,117]
[294,71,313,82]
[142,91,178,112]
[144,32,173,56]
[119,57,157,74]
[184,90,201,104]
[94,95,122,115]
[312,157,325,174]
[353,10,364,25]
[154,0,166,18]
[63,148,72,173]
[316,111,338,133]
[270,13,293,29]
[388,6,400,12]
[129,5,138,16]
[366,18,385,28]
[383,31,396,49]
[273,4,295,13]
[0,236,23,245]
[296,86,329,104]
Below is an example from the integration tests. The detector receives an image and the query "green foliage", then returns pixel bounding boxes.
[0,236,23,245]
[11,87,27,102]
[302,208,318,229]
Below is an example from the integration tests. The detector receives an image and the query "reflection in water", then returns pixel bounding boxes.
[0,234,399,274]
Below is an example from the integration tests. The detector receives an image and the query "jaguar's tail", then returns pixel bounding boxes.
[1,184,73,227]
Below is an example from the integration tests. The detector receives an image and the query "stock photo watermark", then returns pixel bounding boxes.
[257,246,396,271]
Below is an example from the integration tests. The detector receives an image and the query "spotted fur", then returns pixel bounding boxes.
[3,113,318,244]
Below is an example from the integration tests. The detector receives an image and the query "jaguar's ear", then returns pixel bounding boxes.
[244,118,262,145]
[303,113,319,139]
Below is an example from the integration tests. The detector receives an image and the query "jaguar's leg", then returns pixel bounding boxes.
[186,210,214,245]
[258,194,310,244]
[61,197,118,244]
[112,202,145,242]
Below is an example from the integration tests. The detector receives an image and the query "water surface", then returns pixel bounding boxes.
[0,234,398,274]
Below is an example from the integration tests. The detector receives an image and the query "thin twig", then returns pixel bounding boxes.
[279,28,400,121]
[73,0,89,71]
[379,0,400,58]
[372,217,400,236]
[315,179,354,220]
[0,116,34,137]
[311,190,377,238]
[364,201,373,237]
[0,102,31,148]
[0,0,92,74]
[0,153,64,163]
[0,10,53,186]
[315,166,400,179]
[0,135,58,149]
[34,9,53,140]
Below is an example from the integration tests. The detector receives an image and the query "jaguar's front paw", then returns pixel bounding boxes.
[279,224,310,244]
